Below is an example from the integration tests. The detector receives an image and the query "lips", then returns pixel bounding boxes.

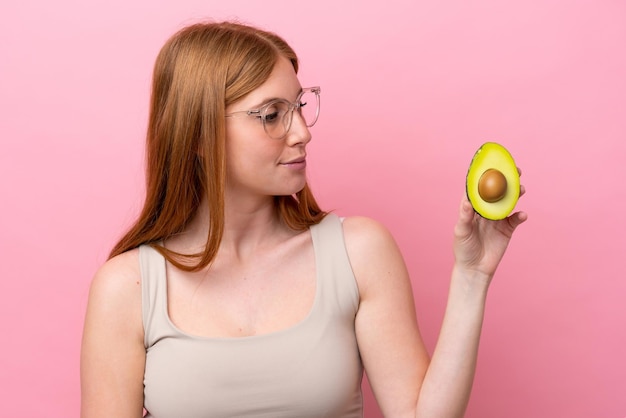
[281,156,306,165]
[280,155,307,170]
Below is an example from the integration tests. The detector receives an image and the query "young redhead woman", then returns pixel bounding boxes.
[80,21,527,418]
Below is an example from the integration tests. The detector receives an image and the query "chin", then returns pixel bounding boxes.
[273,182,306,197]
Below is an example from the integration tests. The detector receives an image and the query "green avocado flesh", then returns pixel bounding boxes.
[466,142,520,220]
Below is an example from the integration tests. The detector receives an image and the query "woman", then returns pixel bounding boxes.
[81,21,527,417]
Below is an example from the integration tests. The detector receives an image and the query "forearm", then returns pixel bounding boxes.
[415,265,491,418]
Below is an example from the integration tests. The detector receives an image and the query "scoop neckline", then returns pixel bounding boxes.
[155,227,321,342]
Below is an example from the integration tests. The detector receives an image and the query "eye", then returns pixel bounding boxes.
[263,102,287,124]
[263,111,280,124]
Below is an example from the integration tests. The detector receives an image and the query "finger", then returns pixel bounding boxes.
[517,166,522,176]
[519,184,526,197]
[507,211,528,230]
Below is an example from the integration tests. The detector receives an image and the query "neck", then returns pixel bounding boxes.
[169,192,292,261]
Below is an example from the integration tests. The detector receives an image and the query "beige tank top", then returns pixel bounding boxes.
[140,213,363,417]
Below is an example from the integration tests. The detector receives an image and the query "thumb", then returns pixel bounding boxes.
[455,198,475,239]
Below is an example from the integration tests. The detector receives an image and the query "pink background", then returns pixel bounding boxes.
[1,0,625,416]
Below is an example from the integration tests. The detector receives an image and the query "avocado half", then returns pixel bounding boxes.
[466,142,520,220]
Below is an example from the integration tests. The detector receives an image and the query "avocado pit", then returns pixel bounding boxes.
[478,168,507,203]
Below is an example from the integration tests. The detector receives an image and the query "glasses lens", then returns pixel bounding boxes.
[261,101,290,139]
[298,89,320,128]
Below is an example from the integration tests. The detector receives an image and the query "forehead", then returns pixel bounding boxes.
[230,57,302,110]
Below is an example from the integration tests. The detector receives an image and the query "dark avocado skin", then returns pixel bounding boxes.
[466,142,520,220]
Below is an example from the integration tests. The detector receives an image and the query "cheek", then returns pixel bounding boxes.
[224,129,280,174]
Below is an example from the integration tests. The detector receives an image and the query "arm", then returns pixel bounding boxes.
[346,195,526,417]
[346,216,429,417]
[80,250,146,418]
[416,196,527,416]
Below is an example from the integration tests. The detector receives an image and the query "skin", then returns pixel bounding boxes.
[80,56,527,417]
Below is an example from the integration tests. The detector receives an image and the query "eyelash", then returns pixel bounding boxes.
[264,111,280,123]
[254,95,305,124]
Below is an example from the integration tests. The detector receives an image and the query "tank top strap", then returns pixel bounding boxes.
[139,244,169,348]
[310,213,360,316]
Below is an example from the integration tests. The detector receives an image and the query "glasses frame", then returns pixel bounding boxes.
[225,86,321,139]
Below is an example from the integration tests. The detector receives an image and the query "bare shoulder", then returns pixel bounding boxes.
[86,248,143,333]
[341,216,409,296]
[89,248,142,303]
[342,216,403,263]
[82,248,144,364]
[341,215,396,246]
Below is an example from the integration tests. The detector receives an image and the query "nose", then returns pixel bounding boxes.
[284,110,312,146]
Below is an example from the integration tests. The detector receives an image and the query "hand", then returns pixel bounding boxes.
[453,170,527,281]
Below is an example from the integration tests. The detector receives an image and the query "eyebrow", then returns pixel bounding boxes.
[251,88,303,109]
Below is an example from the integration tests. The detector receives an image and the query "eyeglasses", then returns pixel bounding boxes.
[225,87,321,140]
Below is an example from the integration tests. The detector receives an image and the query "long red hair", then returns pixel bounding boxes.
[109,21,326,271]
